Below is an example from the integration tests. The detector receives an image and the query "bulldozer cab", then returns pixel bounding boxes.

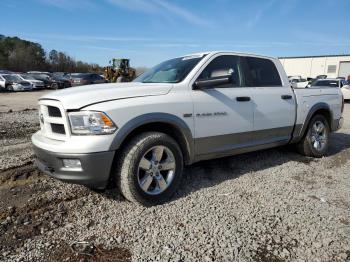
[111,59,129,70]
[105,58,136,83]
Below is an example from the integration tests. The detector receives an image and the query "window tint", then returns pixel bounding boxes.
[197,55,243,88]
[245,57,282,87]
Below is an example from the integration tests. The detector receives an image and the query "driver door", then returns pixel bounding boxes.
[191,55,254,158]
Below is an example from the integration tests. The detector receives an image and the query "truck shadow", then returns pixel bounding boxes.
[172,131,350,201]
[102,132,350,203]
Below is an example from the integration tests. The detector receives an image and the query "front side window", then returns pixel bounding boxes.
[197,55,243,88]
[134,55,205,83]
[245,57,282,87]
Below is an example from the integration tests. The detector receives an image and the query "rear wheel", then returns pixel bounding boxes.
[51,83,59,89]
[297,115,330,157]
[115,132,183,206]
[6,85,14,92]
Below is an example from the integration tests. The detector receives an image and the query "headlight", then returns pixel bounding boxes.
[68,111,117,135]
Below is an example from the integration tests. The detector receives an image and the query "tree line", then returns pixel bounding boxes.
[0,35,102,73]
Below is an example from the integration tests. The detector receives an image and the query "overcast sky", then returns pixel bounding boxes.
[1,0,350,67]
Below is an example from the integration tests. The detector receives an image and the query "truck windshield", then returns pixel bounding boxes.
[134,55,205,83]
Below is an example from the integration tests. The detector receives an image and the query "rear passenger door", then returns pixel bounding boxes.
[244,56,295,145]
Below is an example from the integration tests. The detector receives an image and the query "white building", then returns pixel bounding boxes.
[279,55,350,79]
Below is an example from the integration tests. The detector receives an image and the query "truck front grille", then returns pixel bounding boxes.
[39,100,69,140]
[50,123,66,134]
[47,106,62,117]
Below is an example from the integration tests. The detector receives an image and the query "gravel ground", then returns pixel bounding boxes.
[0,90,50,113]
[0,102,350,261]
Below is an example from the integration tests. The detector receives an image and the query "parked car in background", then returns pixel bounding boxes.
[70,73,106,86]
[342,81,350,100]
[28,72,71,89]
[15,74,45,90]
[289,76,309,88]
[50,74,72,89]
[316,75,327,80]
[310,78,350,100]
[0,74,32,91]
[0,74,10,90]
[310,79,343,88]
[0,70,13,74]
[53,72,71,79]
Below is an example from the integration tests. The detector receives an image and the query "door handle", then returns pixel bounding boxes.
[236,96,251,102]
[281,95,292,100]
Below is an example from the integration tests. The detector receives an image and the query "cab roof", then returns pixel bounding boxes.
[183,51,277,60]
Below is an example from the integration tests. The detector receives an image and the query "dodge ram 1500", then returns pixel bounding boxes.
[32,51,344,206]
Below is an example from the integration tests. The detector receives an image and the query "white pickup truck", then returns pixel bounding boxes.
[32,51,344,206]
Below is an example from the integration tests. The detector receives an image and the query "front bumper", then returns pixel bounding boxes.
[33,145,115,189]
[332,117,344,131]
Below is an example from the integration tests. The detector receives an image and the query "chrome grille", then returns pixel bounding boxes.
[47,106,62,117]
[50,123,66,134]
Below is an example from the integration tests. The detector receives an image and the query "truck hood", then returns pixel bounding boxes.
[39,82,173,109]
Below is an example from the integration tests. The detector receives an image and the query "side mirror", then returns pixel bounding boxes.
[193,75,231,89]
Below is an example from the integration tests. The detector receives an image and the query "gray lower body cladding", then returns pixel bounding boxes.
[33,145,115,189]
[194,126,294,161]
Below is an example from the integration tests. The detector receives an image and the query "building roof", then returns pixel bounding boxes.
[279,54,350,59]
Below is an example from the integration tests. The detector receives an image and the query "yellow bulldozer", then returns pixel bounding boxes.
[104,58,136,83]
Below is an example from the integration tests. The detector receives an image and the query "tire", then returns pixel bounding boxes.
[116,76,126,83]
[51,83,59,90]
[115,132,184,206]
[297,115,330,158]
[6,85,14,92]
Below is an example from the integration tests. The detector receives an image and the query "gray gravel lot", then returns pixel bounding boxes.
[0,90,50,113]
[0,96,349,261]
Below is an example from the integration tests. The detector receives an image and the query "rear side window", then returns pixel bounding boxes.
[197,55,243,87]
[245,57,282,87]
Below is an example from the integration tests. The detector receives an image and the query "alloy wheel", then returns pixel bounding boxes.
[310,120,327,151]
[137,145,176,195]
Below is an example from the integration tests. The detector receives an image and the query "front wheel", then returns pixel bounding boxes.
[297,115,330,158]
[115,132,183,206]
[51,83,59,90]
[6,85,14,92]
[116,76,126,83]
